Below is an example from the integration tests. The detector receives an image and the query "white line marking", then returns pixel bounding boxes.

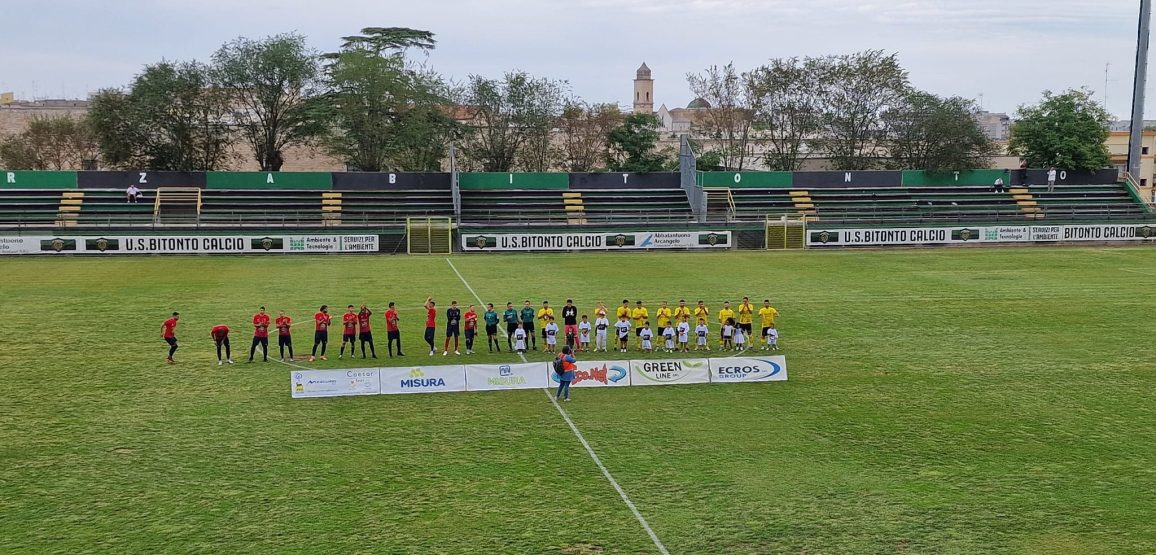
[1119,268,1156,277]
[273,357,314,371]
[445,257,670,555]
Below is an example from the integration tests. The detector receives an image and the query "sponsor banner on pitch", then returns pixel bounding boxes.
[709,356,788,383]
[550,359,631,387]
[290,369,381,398]
[0,234,379,254]
[379,365,467,394]
[808,227,982,246]
[808,224,1156,247]
[462,231,731,251]
[629,358,711,386]
[465,362,550,391]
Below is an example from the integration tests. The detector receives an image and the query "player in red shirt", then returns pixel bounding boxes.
[161,312,180,364]
[211,323,233,365]
[385,301,403,357]
[339,305,358,359]
[248,306,270,363]
[463,304,478,355]
[275,310,294,362]
[424,297,437,356]
[309,305,331,362]
[357,303,376,359]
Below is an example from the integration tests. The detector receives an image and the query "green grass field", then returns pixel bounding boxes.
[2,247,1154,554]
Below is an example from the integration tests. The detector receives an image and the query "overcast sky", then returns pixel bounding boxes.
[1,0,1149,118]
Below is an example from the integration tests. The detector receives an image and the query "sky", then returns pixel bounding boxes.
[0,0,1149,118]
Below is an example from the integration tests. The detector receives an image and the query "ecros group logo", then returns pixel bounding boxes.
[712,357,785,382]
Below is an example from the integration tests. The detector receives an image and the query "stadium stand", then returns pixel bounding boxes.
[459,188,694,225]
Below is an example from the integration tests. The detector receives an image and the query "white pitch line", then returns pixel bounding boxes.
[444,257,670,555]
[1119,267,1156,277]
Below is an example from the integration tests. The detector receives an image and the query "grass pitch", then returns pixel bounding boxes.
[1,247,1154,554]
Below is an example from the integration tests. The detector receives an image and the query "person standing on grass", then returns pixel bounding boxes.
[561,299,579,349]
[212,323,233,365]
[464,304,478,355]
[578,314,591,352]
[310,305,331,362]
[162,312,180,364]
[544,316,559,354]
[502,302,518,350]
[662,323,676,353]
[537,301,555,349]
[694,300,710,327]
[513,322,528,354]
[758,300,780,350]
[721,318,735,351]
[443,300,462,356]
[737,297,755,339]
[718,301,736,332]
[554,345,577,402]
[520,301,537,351]
[640,322,654,353]
[673,299,691,324]
[275,310,294,362]
[631,301,649,348]
[339,305,357,359]
[695,318,710,351]
[734,323,747,352]
[358,304,376,359]
[616,299,631,325]
[656,301,672,335]
[484,303,502,353]
[594,312,610,352]
[385,302,403,357]
[424,297,437,356]
[615,315,631,352]
[249,306,270,363]
[677,316,690,353]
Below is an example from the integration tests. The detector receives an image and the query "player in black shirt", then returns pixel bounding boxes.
[443,300,461,356]
[562,299,579,349]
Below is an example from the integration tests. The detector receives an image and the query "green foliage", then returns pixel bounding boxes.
[88,61,234,171]
[686,63,755,170]
[321,27,456,172]
[1009,88,1111,171]
[606,112,672,172]
[457,71,568,172]
[747,57,829,171]
[557,102,624,172]
[821,50,910,170]
[0,114,96,170]
[212,33,325,171]
[883,91,996,171]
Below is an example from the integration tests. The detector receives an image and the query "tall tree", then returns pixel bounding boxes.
[88,61,235,171]
[883,91,996,171]
[1009,88,1111,171]
[746,57,828,171]
[212,33,324,171]
[686,62,756,170]
[606,112,671,172]
[820,51,909,170]
[0,115,97,170]
[557,101,623,172]
[458,71,568,172]
[321,27,456,171]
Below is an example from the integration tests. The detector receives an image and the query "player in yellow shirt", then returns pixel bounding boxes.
[630,300,649,347]
[673,299,691,323]
[737,296,755,338]
[537,300,554,346]
[655,301,672,329]
[758,299,780,350]
[717,301,735,327]
[616,299,631,322]
[694,300,710,323]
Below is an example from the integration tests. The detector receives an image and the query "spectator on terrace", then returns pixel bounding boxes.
[1019,161,1030,187]
[994,170,1008,193]
[126,184,141,203]
[1047,167,1058,193]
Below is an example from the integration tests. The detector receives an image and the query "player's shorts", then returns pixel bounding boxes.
[486,324,498,335]
[252,336,268,345]
[279,335,292,346]
[446,325,460,337]
[635,327,643,337]
[343,333,356,343]
[388,330,400,340]
[465,328,476,339]
[214,337,229,347]
[506,322,518,334]
[740,323,753,334]
[522,322,535,333]
[761,326,771,338]
[358,332,373,342]
[424,327,435,343]
[564,324,578,337]
[314,331,329,343]
[165,337,178,346]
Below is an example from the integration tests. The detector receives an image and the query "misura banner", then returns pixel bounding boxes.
[461,231,732,251]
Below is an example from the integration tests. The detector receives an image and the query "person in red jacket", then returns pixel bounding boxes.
[161,312,180,364]
[309,305,331,362]
[248,306,270,363]
[385,301,404,357]
[211,323,233,366]
[357,303,376,359]
[339,305,358,359]
[275,310,294,362]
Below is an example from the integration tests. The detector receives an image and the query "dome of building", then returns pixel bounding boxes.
[636,62,652,79]
[687,97,712,109]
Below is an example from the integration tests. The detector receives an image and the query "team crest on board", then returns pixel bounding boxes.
[1139,226,1153,238]
[706,233,720,245]
[613,234,628,247]
[260,237,274,251]
[818,231,831,244]
[475,236,488,249]
[50,238,65,252]
[959,229,972,241]
[95,238,110,252]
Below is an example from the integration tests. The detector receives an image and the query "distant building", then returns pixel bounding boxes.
[1109,120,1156,132]
[632,63,653,115]
[656,99,712,136]
[974,111,1010,141]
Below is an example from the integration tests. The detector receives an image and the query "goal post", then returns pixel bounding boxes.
[406,217,453,255]
[765,215,807,250]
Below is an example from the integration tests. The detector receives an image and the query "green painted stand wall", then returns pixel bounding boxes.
[458,172,569,190]
[901,170,1009,187]
[698,171,793,188]
[1,171,78,189]
[205,172,332,190]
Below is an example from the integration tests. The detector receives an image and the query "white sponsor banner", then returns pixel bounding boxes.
[465,362,550,391]
[629,358,711,386]
[0,236,44,254]
[461,231,731,251]
[709,356,788,383]
[808,227,980,246]
[1030,225,1062,241]
[983,226,1030,242]
[290,369,380,398]
[550,359,631,388]
[0,234,380,254]
[1060,224,1156,242]
[286,235,379,253]
[379,364,467,394]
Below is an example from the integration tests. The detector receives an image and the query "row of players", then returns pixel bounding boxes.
[158,297,782,364]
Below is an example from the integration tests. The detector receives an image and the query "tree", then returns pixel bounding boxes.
[820,51,909,170]
[1009,88,1111,171]
[321,27,457,171]
[0,115,97,170]
[458,71,568,172]
[557,102,623,172]
[88,61,235,171]
[686,62,756,170]
[606,112,671,172]
[882,91,996,171]
[212,33,324,171]
[746,57,828,171]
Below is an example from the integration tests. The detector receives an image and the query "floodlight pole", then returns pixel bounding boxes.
[1128,0,1152,179]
